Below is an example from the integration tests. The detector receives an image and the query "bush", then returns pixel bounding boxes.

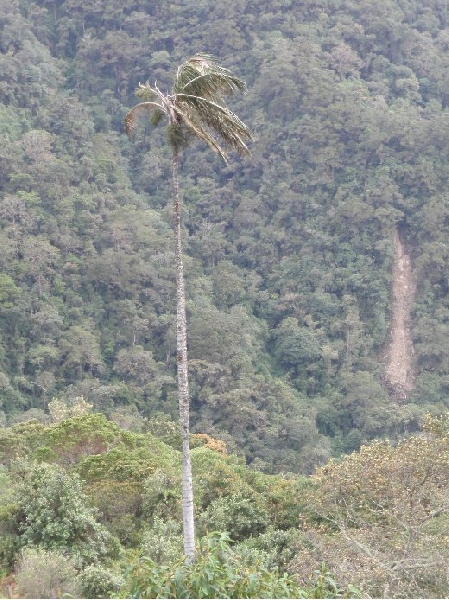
[236,526,299,572]
[140,517,183,565]
[80,564,125,598]
[0,468,20,570]
[142,469,181,521]
[198,493,269,542]
[15,547,80,599]
[118,532,302,599]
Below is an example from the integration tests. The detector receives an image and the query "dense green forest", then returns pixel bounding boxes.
[2,0,449,595]
[3,0,449,472]
[1,0,449,580]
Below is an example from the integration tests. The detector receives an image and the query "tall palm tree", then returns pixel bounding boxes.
[125,53,252,560]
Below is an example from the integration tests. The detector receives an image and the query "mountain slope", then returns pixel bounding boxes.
[1,0,449,468]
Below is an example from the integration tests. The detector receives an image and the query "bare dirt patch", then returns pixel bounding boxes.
[384,228,415,400]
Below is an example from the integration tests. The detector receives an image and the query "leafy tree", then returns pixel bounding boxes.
[294,413,449,598]
[198,492,269,542]
[0,467,19,571]
[0,274,21,310]
[48,395,92,423]
[79,564,125,599]
[16,461,114,565]
[139,517,184,566]
[125,53,252,560]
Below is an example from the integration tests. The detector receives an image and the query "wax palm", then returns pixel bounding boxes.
[125,53,251,159]
[125,54,252,561]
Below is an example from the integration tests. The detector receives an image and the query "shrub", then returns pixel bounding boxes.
[142,469,181,521]
[198,492,269,542]
[15,547,80,599]
[140,517,183,565]
[48,396,92,423]
[17,462,113,565]
[80,564,125,598]
[0,468,20,570]
[118,532,302,599]
[236,526,299,572]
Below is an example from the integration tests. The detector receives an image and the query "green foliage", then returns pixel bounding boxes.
[191,447,246,507]
[48,395,92,423]
[0,414,116,468]
[294,414,449,598]
[118,532,302,599]
[247,472,308,530]
[274,318,321,367]
[304,564,361,599]
[0,420,48,466]
[146,412,182,450]
[0,274,21,310]
[0,410,368,597]
[15,547,80,599]
[140,517,184,565]
[142,469,181,522]
[198,493,269,542]
[0,467,19,570]
[75,439,176,483]
[79,564,125,599]
[0,414,185,548]
[0,503,19,572]
[83,478,143,545]
[2,0,449,539]
[236,526,299,573]
[17,462,113,565]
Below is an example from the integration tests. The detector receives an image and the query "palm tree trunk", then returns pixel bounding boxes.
[172,147,195,561]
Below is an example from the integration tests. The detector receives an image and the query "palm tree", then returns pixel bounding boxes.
[125,53,252,560]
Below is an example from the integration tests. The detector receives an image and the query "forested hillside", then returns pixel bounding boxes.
[2,0,449,472]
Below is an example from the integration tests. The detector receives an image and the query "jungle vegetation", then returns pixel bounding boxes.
[1,409,449,597]
[1,0,449,595]
[2,0,449,469]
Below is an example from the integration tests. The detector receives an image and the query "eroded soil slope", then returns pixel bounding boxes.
[384,228,415,400]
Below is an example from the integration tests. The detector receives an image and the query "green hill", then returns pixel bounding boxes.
[1,0,449,471]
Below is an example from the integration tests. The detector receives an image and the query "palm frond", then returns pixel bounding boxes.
[173,105,228,161]
[177,94,252,157]
[175,53,246,101]
[135,83,160,102]
[126,54,252,159]
[150,108,166,127]
[124,101,166,138]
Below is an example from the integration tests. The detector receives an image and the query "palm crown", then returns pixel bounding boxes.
[125,53,252,161]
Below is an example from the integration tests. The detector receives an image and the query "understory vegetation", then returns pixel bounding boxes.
[1,411,449,598]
